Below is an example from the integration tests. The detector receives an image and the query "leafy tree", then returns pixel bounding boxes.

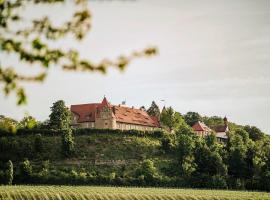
[160,107,186,132]
[19,116,37,129]
[49,100,71,130]
[184,112,202,127]
[0,0,157,105]
[136,159,158,181]
[176,133,197,176]
[194,136,227,177]
[203,116,224,127]
[5,160,13,185]
[0,116,17,133]
[19,159,32,181]
[61,128,74,157]
[160,134,175,152]
[147,101,160,118]
[244,125,264,141]
[227,129,250,180]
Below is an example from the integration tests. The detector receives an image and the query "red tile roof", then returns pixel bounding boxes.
[211,125,228,133]
[71,97,160,127]
[71,103,99,123]
[192,121,212,132]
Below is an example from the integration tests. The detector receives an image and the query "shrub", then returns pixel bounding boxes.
[5,160,13,185]
[19,159,32,182]
[34,134,43,153]
[61,129,74,157]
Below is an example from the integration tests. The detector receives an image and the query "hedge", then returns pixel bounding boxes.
[0,128,166,138]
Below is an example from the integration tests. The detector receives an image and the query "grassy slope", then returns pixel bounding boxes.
[0,186,269,200]
[0,133,172,176]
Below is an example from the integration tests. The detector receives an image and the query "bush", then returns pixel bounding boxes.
[61,129,74,157]
[19,159,32,182]
[5,160,13,185]
[207,175,227,189]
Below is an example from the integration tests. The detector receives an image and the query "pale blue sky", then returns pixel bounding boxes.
[1,0,270,133]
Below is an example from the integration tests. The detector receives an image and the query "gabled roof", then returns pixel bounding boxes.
[192,121,212,132]
[100,97,110,108]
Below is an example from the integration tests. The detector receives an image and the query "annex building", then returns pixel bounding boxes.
[71,97,160,131]
[192,117,229,142]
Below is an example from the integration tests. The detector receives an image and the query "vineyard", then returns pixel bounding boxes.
[0,186,269,200]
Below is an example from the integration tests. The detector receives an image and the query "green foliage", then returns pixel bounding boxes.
[136,159,159,182]
[160,134,175,152]
[184,111,202,127]
[203,116,224,127]
[19,116,37,129]
[176,133,197,176]
[147,101,160,118]
[49,100,71,130]
[34,134,43,153]
[61,129,74,157]
[194,136,227,177]
[19,159,32,181]
[244,125,265,141]
[0,116,17,134]
[160,107,186,132]
[5,160,13,185]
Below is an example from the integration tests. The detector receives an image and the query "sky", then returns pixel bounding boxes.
[1,0,270,133]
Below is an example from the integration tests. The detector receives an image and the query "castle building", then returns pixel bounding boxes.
[70,97,160,131]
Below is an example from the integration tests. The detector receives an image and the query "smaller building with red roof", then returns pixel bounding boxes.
[71,97,160,131]
[192,117,229,142]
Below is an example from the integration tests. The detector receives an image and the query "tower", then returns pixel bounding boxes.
[95,97,116,129]
[223,116,228,126]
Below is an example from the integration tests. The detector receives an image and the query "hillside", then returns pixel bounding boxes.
[0,132,174,184]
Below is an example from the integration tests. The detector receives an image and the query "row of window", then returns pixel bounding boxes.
[116,123,154,131]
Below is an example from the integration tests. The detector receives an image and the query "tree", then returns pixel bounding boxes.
[227,129,249,180]
[136,159,158,182]
[5,160,13,185]
[19,115,37,129]
[62,128,74,157]
[184,112,202,127]
[0,116,18,133]
[147,101,160,118]
[19,159,32,182]
[244,125,264,141]
[160,107,186,132]
[194,136,227,177]
[176,133,197,176]
[49,100,71,130]
[0,0,157,105]
[203,116,224,127]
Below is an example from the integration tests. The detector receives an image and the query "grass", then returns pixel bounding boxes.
[0,186,269,200]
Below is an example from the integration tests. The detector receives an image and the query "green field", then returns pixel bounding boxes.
[0,186,269,200]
